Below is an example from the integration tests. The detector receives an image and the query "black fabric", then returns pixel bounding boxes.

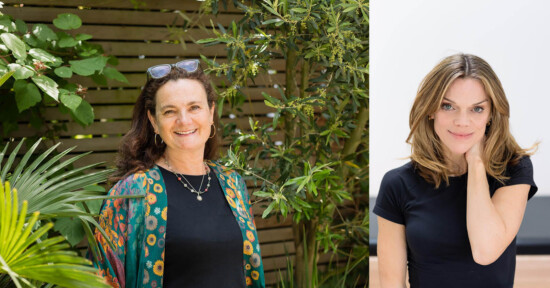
[159,166,245,288]
[374,156,537,288]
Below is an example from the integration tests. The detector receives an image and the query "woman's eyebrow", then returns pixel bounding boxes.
[442,98,489,106]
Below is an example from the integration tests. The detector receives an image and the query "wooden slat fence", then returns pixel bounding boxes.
[1,1,338,286]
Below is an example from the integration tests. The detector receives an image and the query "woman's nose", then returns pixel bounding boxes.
[176,111,191,124]
[454,111,470,126]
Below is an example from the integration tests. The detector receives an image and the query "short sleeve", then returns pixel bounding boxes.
[373,170,407,225]
[504,156,538,200]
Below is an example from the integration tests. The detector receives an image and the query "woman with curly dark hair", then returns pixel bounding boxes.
[91,60,265,288]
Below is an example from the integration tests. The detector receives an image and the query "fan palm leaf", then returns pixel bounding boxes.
[0,181,110,288]
[0,138,143,260]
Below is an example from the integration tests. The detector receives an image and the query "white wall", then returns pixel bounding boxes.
[370,0,550,197]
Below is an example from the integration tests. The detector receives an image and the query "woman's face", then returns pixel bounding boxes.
[433,78,491,161]
[147,78,214,157]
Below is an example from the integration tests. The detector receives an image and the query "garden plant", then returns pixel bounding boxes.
[194,0,369,286]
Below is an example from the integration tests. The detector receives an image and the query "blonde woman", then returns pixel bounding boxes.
[374,54,537,288]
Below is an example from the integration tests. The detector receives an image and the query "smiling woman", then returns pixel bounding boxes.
[374,54,538,288]
[90,60,265,288]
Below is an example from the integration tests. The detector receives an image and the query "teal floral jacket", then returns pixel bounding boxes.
[91,162,265,288]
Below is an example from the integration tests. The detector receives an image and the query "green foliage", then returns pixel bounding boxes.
[0,12,128,137]
[195,0,368,285]
[0,138,130,287]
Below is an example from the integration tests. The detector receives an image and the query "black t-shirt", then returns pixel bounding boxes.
[374,156,537,288]
[159,166,246,288]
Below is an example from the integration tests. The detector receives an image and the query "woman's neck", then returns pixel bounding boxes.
[159,149,206,175]
[446,153,468,176]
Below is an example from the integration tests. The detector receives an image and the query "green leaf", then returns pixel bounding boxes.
[69,56,108,76]
[0,70,14,87]
[0,183,111,288]
[58,36,78,48]
[54,217,86,246]
[0,16,15,32]
[107,55,119,66]
[29,48,57,63]
[264,100,278,108]
[31,75,59,101]
[32,24,58,41]
[60,91,82,111]
[53,13,82,30]
[102,67,128,83]
[0,33,27,60]
[54,66,73,78]
[15,19,27,34]
[75,33,93,41]
[8,63,34,80]
[14,80,42,112]
[72,100,94,126]
[262,18,283,25]
[23,33,37,46]
[262,201,276,218]
[291,7,308,13]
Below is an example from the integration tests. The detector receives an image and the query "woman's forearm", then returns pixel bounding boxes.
[466,158,506,265]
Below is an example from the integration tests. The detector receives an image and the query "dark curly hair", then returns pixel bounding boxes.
[111,66,219,182]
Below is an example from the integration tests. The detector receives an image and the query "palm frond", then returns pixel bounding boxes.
[0,182,110,288]
[0,138,127,262]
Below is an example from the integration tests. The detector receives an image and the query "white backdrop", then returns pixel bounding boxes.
[370,0,550,196]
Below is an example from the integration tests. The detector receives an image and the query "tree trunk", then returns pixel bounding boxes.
[293,218,319,288]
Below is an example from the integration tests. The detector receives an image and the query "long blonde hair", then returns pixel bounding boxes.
[407,53,535,187]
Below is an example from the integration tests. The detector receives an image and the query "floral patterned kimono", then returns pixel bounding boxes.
[91,162,265,288]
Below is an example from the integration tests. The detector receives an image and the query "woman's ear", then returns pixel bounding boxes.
[147,110,158,133]
[209,102,216,122]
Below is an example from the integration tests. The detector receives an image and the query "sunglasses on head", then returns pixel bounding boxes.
[146,59,200,80]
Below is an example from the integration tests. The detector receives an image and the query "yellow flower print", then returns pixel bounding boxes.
[154,183,163,193]
[245,264,251,270]
[251,270,259,280]
[246,230,255,242]
[162,207,167,221]
[146,204,150,216]
[244,240,253,255]
[246,277,252,286]
[247,221,255,230]
[153,260,164,276]
[225,187,235,198]
[147,193,157,205]
[145,246,149,257]
[147,234,156,246]
[226,196,237,208]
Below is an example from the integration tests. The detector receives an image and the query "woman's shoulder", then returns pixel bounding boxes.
[382,162,416,183]
[109,166,163,196]
[207,160,242,179]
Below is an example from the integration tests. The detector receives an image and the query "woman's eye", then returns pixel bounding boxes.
[163,110,174,115]
[473,106,484,113]
[441,103,453,111]
[190,105,200,111]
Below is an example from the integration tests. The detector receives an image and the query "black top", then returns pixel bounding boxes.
[159,166,246,288]
[374,156,537,288]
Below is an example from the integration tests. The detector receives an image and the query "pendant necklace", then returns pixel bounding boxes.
[164,157,211,201]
